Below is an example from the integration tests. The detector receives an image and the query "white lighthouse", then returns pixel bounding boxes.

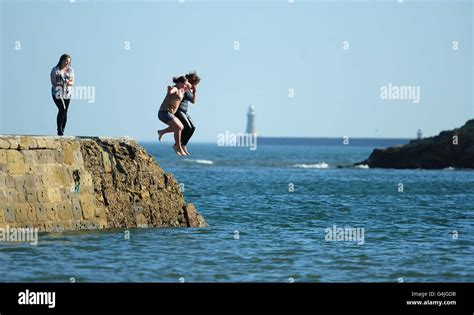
[417,128,423,139]
[246,106,256,134]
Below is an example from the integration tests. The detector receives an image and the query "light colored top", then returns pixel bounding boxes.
[50,65,74,98]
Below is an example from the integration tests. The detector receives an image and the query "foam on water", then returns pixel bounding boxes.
[293,162,329,169]
[184,159,214,165]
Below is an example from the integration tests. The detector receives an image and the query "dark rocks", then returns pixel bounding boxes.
[355,120,474,169]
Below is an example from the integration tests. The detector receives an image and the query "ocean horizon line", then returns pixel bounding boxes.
[139,136,412,146]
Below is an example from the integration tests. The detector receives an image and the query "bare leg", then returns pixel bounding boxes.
[182,145,191,156]
[165,118,185,155]
[157,127,173,142]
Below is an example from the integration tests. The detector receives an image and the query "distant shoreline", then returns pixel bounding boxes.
[140,137,411,147]
[256,137,411,146]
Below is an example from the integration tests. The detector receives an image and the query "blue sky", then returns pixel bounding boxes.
[1,0,472,141]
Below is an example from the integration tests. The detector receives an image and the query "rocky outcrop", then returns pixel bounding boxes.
[0,136,206,232]
[355,120,474,169]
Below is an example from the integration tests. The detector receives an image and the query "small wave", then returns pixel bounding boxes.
[444,167,455,170]
[293,162,329,169]
[184,159,214,165]
[355,164,370,169]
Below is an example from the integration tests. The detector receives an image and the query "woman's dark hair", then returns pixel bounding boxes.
[56,54,72,68]
[185,71,201,85]
[172,76,187,84]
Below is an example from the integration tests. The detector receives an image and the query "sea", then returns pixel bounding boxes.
[1,138,473,282]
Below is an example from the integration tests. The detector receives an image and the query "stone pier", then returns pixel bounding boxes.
[0,136,206,232]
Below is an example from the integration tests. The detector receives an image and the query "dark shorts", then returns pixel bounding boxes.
[158,110,175,124]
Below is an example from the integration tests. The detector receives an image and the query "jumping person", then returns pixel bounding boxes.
[174,71,200,156]
[50,54,74,136]
[157,76,189,156]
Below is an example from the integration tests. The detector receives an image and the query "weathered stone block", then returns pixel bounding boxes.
[43,221,53,231]
[45,204,58,220]
[81,173,93,186]
[28,138,38,149]
[43,138,59,150]
[37,188,50,203]
[59,188,72,202]
[3,207,16,223]
[72,200,83,220]
[62,142,74,164]
[0,191,7,203]
[26,205,37,221]
[15,205,29,223]
[6,149,23,162]
[22,150,38,164]
[6,150,25,175]
[5,176,15,188]
[55,150,65,163]
[0,175,6,188]
[37,150,56,164]
[52,166,69,186]
[0,207,4,223]
[36,204,48,222]
[23,176,36,191]
[81,185,94,194]
[47,188,62,203]
[32,222,45,230]
[14,175,25,191]
[17,191,26,203]
[19,137,29,150]
[41,166,67,186]
[24,164,35,175]
[0,139,10,149]
[6,188,17,202]
[26,191,37,203]
[79,195,95,220]
[7,137,20,150]
[57,202,73,220]
[0,150,7,164]
[73,150,84,165]
[33,175,42,187]
[7,162,25,175]
[35,137,46,149]
[55,220,73,232]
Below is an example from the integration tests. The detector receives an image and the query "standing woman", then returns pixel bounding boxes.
[50,54,74,136]
[175,71,200,156]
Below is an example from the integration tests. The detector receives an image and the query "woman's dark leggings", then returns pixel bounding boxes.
[175,110,196,146]
[52,95,71,136]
